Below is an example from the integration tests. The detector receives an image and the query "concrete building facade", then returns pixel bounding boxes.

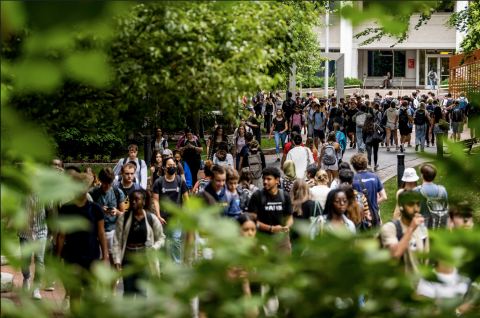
[315,1,470,88]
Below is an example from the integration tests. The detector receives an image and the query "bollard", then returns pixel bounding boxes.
[144,135,151,169]
[437,132,443,157]
[397,154,405,189]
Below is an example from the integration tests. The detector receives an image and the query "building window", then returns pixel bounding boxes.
[367,51,406,77]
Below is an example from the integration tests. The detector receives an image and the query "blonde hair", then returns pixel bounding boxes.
[250,140,259,149]
[427,98,433,104]
[305,137,317,154]
[419,102,426,110]
[72,172,94,190]
[460,91,465,97]
[291,179,311,216]
[315,170,329,184]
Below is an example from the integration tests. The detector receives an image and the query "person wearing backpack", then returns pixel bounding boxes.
[282,92,296,132]
[384,101,399,151]
[318,132,341,187]
[465,101,479,139]
[115,163,141,211]
[451,99,466,142]
[289,105,306,135]
[113,190,165,300]
[113,144,148,190]
[396,101,413,152]
[312,102,327,150]
[458,91,469,112]
[204,165,242,219]
[413,102,432,152]
[226,169,251,213]
[425,98,436,147]
[285,133,314,180]
[150,127,168,161]
[241,140,266,189]
[152,157,189,266]
[428,67,438,90]
[380,190,429,274]
[178,127,203,187]
[345,100,359,149]
[88,167,126,293]
[413,163,449,229]
[248,167,293,254]
[352,104,367,153]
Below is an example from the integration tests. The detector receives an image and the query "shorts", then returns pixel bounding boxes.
[254,107,262,116]
[347,123,356,134]
[452,121,464,133]
[399,124,410,136]
[386,122,396,130]
[100,230,115,258]
[314,129,325,139]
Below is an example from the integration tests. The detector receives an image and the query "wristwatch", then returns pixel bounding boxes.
[269,225,273,233]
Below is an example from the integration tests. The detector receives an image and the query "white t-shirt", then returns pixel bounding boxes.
[285,146,314,180]
[417,268,470,300]
[310,185,331,210]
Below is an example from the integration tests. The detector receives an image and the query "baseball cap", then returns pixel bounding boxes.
[162,149,173,156]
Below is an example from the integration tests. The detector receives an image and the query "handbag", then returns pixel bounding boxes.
[438,119,450,132]
[372,124,385,143]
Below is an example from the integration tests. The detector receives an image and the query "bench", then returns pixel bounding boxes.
[456,138,477,154]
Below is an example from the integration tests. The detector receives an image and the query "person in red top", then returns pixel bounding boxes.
[280,129,304,170]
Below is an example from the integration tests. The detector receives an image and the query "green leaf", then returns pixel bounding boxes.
[13,59,63,92]
[63,52,111,86]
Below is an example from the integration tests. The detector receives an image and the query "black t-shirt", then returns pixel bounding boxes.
[434,106,443,124]
[152,176,188,219]
[248,189,293,234]
[117,183,138,211]
[346,108,359,125]
[181,138,202,161]
[273,117,287,132]
[59,201,104,263]
[248,116,260,134]
[293,200,318,220]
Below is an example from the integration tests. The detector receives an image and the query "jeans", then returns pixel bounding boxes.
[307,119,313,138]
[430,79,435,90]
[415,124,427,150]
[356,127,365,152]
[20,236,47,286]
[160,221,182,266]
[235,154,241,170]
[274,131,287,155]
[365,143,379,166]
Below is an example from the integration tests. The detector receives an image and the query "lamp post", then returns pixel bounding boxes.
[324,1,329,98]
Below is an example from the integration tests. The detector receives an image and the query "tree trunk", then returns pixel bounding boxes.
[186,112,200,136]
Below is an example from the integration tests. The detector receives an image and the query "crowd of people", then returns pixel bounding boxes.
[12,88,479,316]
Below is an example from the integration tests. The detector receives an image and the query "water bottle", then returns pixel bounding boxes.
[418,222,428,240]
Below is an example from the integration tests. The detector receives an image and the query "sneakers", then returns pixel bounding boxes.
[407,144,412,147]
[275,158,280,163]
[353,144,357,149]
[381,141,384,147]
[396,146,400,151]
[22,278,30,291]
[350,141,353,148]
[421,149,425,153]
[374,164,379,171]
[61,296,70,312]
[44,282,55,291]
[387,147,390,151]
[415,145,419,152]
[359,148,364,153]
[32,288,41,300]
[400,144,404,152]
[379,85,383,88]
[426,143,430,147]
[367,165,372,172]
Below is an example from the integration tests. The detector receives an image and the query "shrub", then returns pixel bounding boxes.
[345,77,363,86]
[441,78,449,86]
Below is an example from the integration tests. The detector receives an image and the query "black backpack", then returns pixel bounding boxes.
[414,110,426,125]
[282,98,295,115]
[452,106,463,122]
[399,108,409,125]
[91,185,122,207]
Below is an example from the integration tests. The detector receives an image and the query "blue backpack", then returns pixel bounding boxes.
[459,97,467,110]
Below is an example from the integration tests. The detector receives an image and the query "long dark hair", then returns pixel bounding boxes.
[362,114,375,135]
[150,150,162,167]
[338,185,361,225]
[238,168,254,189]
[212,125,227,139]
[237,212,256,226]
[128,189,151,212]
[324,189,346,221]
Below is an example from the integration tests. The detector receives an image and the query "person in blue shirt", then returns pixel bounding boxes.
[204,165,242,219]
[311,102,327,150]
[350,153,387,227]
[173,150,193,191]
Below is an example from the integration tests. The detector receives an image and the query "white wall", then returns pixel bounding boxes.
[405,50,416,79]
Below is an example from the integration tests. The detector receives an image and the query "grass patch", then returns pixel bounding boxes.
[379,164,480,228]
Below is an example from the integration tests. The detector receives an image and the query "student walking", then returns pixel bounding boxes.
[113,144,148,189]
[318,132,341,187]
[113,190,165,301]
[150,150,163,189]
[241,140,266,189]
[384,101,399,151]
[393,168,419,219]
[286,134,314,180]
[269,109,288,163]
[234,125,247,169]
[362,115,381,171]
[398,101,414,152]
[352,105,367,153]
[150,128,168,161]
[207,125,228,161]
[179,127,204,187]
[174,150,193,191]
[312,102,327,150]
[413,102,431,152]
[204,165,242,219]
[345,100,359,149]
[310,170,331,210]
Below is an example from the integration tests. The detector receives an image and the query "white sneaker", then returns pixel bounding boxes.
[22,278,30,291]
[61,296,70,312]
[32,288,42,300]
[44,282,55,291]
[379,85,383,88]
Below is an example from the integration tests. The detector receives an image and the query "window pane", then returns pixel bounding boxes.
[394,51,406,77]
[369,51,393,77]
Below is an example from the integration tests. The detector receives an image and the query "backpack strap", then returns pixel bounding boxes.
[134,183,140,190]
[123,210,132,232]
[391,219,404,242]
[418,186,428,199]
[113,186,121,207]
[278,189,285,206]
[146,212,153,229]
[123,158,128,166]
[355,174,380,227]
[91,186,102,203]
[437,185,443,199]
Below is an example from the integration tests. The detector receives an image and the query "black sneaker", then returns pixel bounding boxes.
[426,143,430,147]
[415,145,418,152]
[353,144,356,149]
[275,158,280,162]
[350,142,353,148]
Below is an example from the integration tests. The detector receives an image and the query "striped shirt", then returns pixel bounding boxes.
[17,193,48,240]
